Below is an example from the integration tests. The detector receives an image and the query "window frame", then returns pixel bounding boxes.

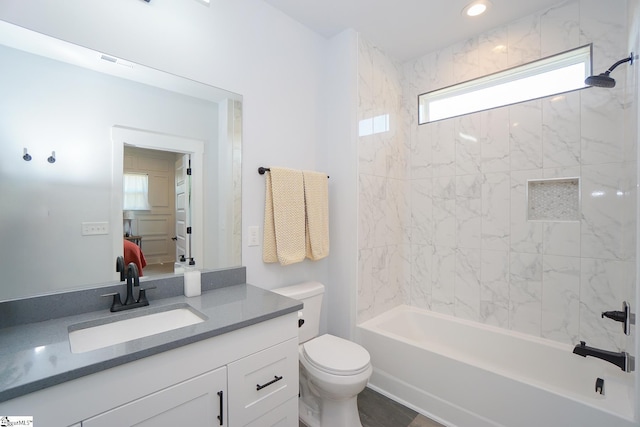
[418,44,592,124]
[123,172,151,211]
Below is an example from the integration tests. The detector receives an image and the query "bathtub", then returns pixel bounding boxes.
[357,305,636,427]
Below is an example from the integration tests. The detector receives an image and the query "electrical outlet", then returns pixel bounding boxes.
[82,222,109,236]
[248,226,259,246]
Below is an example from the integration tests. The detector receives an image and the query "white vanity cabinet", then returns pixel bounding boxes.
[0,313,299,427]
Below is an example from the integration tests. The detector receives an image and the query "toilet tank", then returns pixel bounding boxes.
[272,282,324,343]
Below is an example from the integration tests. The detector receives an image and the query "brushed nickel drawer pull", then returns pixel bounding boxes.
[256,375,283,391]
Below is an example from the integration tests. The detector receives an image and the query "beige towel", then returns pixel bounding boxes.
[263,167,306,265]
[303,170,330,260]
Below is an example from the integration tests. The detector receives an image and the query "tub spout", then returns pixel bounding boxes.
[573,341,635,372]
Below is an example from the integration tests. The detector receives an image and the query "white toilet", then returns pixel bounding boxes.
[273,282,372,427]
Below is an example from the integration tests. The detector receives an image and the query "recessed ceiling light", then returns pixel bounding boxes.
[463,0,491,17]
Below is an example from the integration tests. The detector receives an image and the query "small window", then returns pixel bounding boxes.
[359,114,390,137]
[419,45,592,124]
[123,173,151,210]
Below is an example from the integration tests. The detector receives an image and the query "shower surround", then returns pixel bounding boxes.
[357,0,638,356]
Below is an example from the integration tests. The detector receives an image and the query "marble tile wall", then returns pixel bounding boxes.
[357,0,638,352]
[357,38,411,322]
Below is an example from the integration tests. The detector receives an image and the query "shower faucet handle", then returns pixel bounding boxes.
[601,302,635,335]
[601,310,626,322]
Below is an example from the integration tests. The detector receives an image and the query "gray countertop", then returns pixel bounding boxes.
[0,283,302,403]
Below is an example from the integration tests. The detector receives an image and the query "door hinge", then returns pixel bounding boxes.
[187,168,192,175]
[187,227,192,234]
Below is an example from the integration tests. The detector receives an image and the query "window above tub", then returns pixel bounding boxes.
[418,44,592,124]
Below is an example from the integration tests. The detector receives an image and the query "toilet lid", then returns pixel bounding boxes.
[302,334,371,376]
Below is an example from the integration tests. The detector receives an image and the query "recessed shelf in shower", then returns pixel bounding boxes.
[527,177,580,222]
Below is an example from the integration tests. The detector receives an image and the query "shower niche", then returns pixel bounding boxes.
[527,177,580,222]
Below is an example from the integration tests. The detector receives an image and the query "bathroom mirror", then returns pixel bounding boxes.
[0,21,242,301]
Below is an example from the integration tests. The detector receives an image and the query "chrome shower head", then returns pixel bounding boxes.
[585,53,634,88]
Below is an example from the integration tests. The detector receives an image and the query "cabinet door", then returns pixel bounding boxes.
[82,366,227,427]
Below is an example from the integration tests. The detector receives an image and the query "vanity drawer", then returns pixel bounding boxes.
[244,396,298,427]
[227,337,298,426]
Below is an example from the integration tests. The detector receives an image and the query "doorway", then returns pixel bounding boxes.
[111,125,204,279]
[123,146,185,277]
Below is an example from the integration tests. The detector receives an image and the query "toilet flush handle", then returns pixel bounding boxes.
[298,311,305,328]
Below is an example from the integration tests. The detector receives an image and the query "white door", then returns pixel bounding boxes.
[175,155,191,264]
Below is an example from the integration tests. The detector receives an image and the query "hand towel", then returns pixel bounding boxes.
[263,167,306,265]
[123,239,147,276]
[303,170,330,260]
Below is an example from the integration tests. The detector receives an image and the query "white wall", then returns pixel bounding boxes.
[325,29,359,339]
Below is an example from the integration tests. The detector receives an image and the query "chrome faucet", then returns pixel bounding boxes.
[573,341,635,372]
[104,262,151,312]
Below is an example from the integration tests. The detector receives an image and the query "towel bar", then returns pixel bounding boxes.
[258,167,329,178]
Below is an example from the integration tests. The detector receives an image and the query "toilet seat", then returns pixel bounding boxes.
[302,334,371,376]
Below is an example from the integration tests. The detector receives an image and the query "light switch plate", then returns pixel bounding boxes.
[82,222,109,236]
[248,226,259,246]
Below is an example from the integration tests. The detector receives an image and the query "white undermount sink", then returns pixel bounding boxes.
[68,304,206,353]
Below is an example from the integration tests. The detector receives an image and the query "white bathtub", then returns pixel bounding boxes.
[357,305,636,427]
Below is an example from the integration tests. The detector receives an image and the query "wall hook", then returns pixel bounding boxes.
[47,151,56,164]
[23,148,32,161]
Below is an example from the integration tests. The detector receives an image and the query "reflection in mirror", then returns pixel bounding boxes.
[0,21,242,301]
[122,146,193,277]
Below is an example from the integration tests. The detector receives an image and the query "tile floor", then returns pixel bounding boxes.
[299,387,445,427]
